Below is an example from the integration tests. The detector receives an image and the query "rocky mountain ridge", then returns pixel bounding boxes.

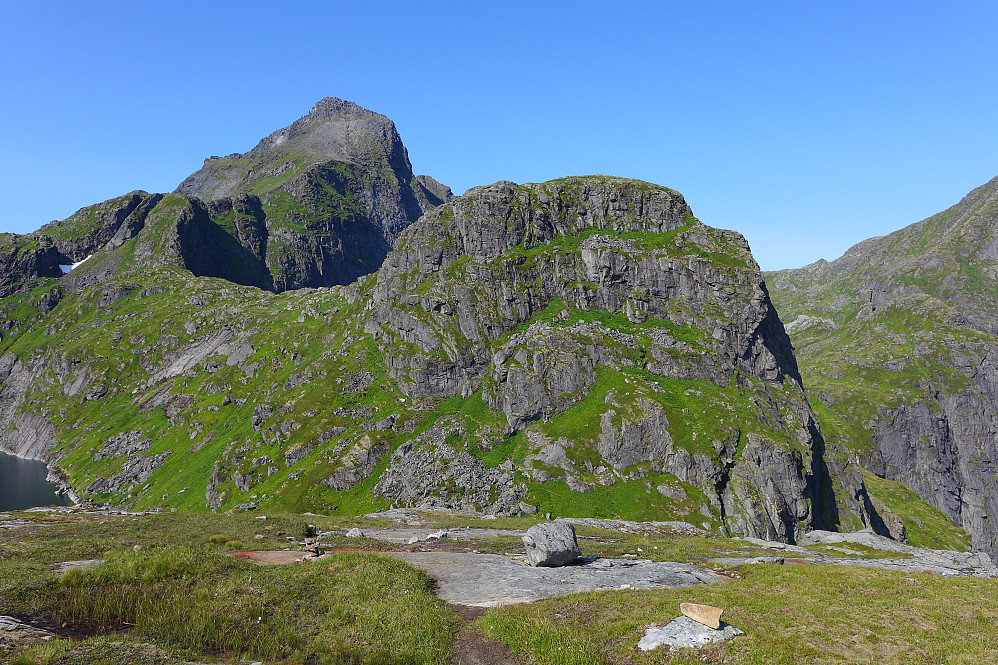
[1,98,451,302]
[0,98,961,550]
[768,175,998,556]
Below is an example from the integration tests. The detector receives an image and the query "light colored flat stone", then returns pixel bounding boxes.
[53,559,104,574]
[353,526,525,544]
[386,551,722,606]
[680,602,723,629]
[638,615,743,651]
[228,550,313,565]
[0,615,58,648]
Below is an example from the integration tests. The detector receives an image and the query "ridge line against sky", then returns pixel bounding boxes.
[2,1,997,271]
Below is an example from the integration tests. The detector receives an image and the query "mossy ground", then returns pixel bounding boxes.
[3,510,993,665]
[479,563,998,665]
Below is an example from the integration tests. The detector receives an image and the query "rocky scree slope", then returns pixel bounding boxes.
[768,175,998,556]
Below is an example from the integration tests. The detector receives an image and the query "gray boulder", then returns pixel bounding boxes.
[523,522,582,567]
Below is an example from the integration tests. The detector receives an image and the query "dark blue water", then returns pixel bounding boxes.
[0,450,70,511]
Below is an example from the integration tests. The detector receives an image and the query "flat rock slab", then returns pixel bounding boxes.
[351,526,526,544]
[0,615,58,649]
[229,550,313,565]
[387,552,722,607]
[711,554,998,578]
[814,555,998,578]
[638,616,743,651]
[53,559,104,574]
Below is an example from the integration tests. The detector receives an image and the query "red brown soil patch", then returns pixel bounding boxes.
[450,604,525,665]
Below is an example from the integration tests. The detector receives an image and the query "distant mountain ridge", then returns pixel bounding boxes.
[768,175,998,556]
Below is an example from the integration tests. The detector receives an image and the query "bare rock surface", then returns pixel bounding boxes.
[53,559,103,574]
[799,528,914,553]
[386,551,723,607]
[814,555,998,578]
[0,615,58,649]
[637,616,744,651]
[716,531,998,578]
[559,517,710,537]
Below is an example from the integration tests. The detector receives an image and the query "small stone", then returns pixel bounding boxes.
[345,528,364,538]
[680,602,723,629]
[408,535,420,545]
[744,556,784,564]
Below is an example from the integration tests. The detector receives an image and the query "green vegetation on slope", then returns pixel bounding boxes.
[863,471,972,551]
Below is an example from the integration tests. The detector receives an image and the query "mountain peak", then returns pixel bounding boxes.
[307,96,382,120]
[176,97,411,201]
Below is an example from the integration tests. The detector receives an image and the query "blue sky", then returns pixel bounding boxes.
[2,1,997,270]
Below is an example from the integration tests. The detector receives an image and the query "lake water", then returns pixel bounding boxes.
[0,450,71,511]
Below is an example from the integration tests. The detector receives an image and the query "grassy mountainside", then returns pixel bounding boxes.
[768,176,998,555]
[0,172,876,543]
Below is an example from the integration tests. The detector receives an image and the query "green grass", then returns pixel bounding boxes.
[479,563,998,664]
[4,508,994,665]
[863,471,971,551]
[523,476,721,527]
[1,511,454,665]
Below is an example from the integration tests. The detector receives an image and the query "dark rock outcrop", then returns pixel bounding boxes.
[365,176,876,541]
[175,97,450,291]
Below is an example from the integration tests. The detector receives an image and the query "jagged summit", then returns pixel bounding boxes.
[176,97,415,202]
[1,98,452,297]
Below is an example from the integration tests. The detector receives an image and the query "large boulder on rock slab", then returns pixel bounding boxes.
[523,522,582,567]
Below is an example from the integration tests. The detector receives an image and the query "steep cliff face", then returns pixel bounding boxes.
[768,176,998,556]
[0,175,875,543]
[364,177,875,541]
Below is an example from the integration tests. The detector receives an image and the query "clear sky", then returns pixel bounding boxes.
[2,1,997,270]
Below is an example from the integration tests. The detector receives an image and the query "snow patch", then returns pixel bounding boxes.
[59,255,93,274]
